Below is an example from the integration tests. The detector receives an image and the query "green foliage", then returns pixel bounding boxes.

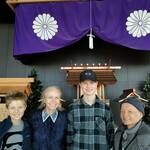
[26,68,43,113]
[142,74,150,100]
[141,73,150,124]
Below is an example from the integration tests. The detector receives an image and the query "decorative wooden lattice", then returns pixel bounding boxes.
[61,66,121,100]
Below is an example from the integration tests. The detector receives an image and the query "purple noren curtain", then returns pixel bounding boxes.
[13,0,150,57]
[14,2,90,56]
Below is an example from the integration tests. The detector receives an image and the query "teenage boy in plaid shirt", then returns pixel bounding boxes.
[67,69,114,150]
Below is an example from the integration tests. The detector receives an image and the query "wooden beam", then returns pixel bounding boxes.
[6,0,86,12]
[0,78,34,96]
[0,78,34,83]
[7,0,81,3]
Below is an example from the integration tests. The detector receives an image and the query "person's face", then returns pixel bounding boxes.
[44,89,61,112]
[7,100,26,122]
[120,103,143,128]
[80,80,98,96]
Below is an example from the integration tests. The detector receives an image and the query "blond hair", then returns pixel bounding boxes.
[5,91,27,108]
[39,86,64,111]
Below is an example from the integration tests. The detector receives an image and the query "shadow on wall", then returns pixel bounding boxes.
[110,100,122,127]
[15,36,150,66]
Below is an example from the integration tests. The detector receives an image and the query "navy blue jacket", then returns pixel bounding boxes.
[0,116,32,150]
[29,110,67,150]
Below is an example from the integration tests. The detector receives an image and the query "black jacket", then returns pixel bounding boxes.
[0,116,32,150]
[114,121,150,150]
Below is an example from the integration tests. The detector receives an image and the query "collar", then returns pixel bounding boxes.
[118,119,142,133]
[122,120,142,141]
[80,95,101,105]
[125,119,142,134]
[42,110,58,123]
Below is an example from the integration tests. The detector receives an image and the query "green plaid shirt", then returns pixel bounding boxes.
[67,97,114,150]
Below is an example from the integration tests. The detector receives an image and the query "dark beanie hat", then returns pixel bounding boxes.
[80,69,97,82]
[121,97,145,114]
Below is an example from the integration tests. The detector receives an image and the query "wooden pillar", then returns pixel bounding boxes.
[0,104,8,121]
[77,84,80,99]
[97,84,105,99]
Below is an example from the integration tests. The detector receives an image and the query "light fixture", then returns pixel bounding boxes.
[88,28,95,49]
[87,0,95,49]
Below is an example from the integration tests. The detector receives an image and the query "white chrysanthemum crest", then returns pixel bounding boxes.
[32,13,58,40]
[126,10,150,38]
